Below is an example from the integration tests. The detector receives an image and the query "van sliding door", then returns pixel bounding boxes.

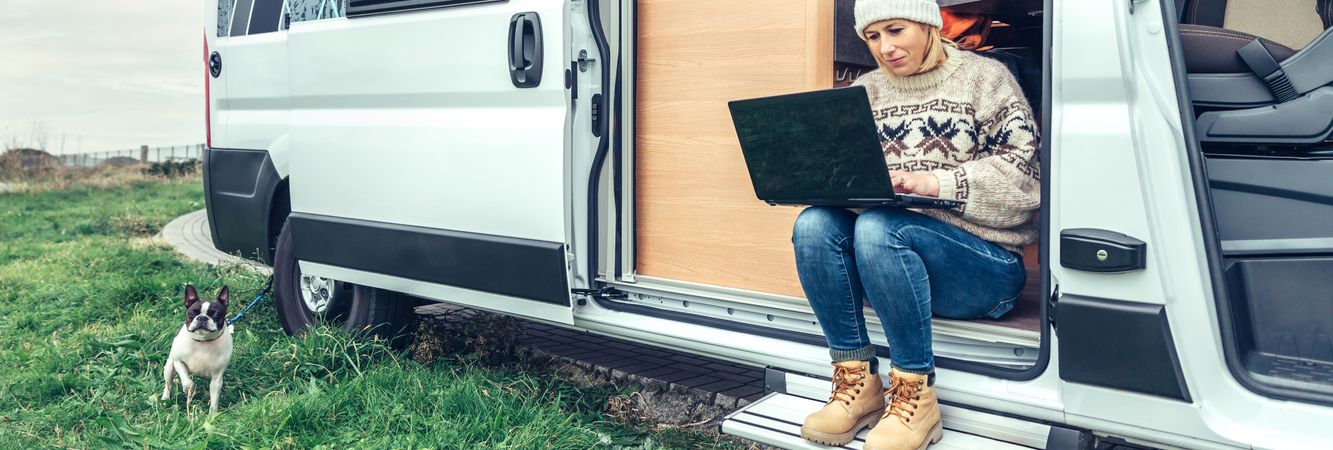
[285,0,576,324]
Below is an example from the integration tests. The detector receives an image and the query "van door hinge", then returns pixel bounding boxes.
[1047,283,1061,333]
[572,286,626,301]
[577,49,595,72]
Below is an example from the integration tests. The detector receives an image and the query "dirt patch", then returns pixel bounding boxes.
[408,308,524,366]
[410,307,769,448]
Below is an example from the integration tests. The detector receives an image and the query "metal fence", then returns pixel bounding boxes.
[58,144,205,168]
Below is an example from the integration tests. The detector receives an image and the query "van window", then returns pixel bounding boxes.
[218,0,234,37]
[230,0,253,37]
[220,0,327,37]
[248,0,285,35]
[288,0,347,24]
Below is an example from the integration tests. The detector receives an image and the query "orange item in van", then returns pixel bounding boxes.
[941,10,992,51]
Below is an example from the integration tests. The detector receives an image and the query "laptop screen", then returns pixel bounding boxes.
[728,86,896,202]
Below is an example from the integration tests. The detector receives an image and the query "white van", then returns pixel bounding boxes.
[201,0,1333,448]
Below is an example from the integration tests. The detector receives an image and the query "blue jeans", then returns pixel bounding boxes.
[792,206,1027,374]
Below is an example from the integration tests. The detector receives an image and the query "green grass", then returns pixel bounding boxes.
[0,178,751,449]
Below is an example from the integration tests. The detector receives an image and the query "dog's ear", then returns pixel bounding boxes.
[184,284,199,307]
[216,285,229,309]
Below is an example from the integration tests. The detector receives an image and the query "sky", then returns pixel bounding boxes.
[0,0,204,154]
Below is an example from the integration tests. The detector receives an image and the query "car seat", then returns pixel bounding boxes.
[1178,0,1333,143]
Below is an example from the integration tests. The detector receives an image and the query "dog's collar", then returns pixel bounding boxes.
[189,328,225,342]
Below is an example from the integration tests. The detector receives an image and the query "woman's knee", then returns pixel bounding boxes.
[792,206,855,245]
[853,208,927,246]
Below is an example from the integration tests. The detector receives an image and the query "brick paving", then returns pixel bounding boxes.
[164,210,768,411]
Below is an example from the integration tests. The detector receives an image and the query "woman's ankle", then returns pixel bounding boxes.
[890,364,936,386]
[829,344,876,365]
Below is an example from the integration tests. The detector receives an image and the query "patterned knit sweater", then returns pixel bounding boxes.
[852,45,1040,253]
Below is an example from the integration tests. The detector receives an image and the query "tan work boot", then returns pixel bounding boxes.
[864,369,943,450]
[800,360,885,446]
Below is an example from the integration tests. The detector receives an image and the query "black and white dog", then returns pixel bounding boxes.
[161,284,232,413]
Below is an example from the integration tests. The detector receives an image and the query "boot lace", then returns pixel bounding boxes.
[882,376,925,423]
[827,364,868,406]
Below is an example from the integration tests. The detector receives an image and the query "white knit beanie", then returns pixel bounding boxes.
[854,0,943,38]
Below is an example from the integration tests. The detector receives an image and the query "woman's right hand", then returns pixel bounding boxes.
[890,170,940,197]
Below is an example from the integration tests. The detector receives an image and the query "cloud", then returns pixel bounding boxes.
[0,0,205,152]
[0,31,65,47]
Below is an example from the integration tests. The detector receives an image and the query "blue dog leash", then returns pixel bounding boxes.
[227,275,274,325]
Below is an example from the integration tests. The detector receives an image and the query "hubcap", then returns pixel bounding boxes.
[299,274,336,313]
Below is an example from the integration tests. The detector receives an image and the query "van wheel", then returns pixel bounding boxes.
[345,285,419,349]
[273,218,351,336]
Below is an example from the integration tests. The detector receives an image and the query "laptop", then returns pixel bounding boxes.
[727,85,964,209]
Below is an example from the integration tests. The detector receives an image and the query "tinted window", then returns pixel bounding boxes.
[225,0,318,37]
[290,0,347,23]
[347,0,493,17]
[248,0,285,34]
[218,0,235,37]
[230,0,254,37]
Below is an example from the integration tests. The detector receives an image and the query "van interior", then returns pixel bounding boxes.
[625,0,1049,374]
[624,0,1333,390]
[1176,0,1333,398]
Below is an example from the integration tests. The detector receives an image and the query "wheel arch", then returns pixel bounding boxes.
[261,134,291,263]
[265,177,291,263]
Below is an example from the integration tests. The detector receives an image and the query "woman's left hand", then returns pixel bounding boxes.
[889,171,941,197]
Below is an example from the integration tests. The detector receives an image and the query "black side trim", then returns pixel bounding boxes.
[289,213,571,306]
[203,147,282,264]
[1056,296,1192,401]
[346,0,505,17]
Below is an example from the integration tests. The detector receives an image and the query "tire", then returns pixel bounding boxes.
[345,285,419,349]
[273,218,352,337]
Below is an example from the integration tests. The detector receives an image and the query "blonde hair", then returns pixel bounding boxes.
[874,24,957,76]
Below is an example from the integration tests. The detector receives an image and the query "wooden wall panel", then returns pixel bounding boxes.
[635,0,834,298]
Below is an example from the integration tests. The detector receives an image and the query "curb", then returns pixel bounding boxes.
[160,210,271,274]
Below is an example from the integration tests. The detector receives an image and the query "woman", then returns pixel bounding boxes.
[795,1,1040,449]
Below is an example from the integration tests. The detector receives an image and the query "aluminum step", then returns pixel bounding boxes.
[721,368,1049,449]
